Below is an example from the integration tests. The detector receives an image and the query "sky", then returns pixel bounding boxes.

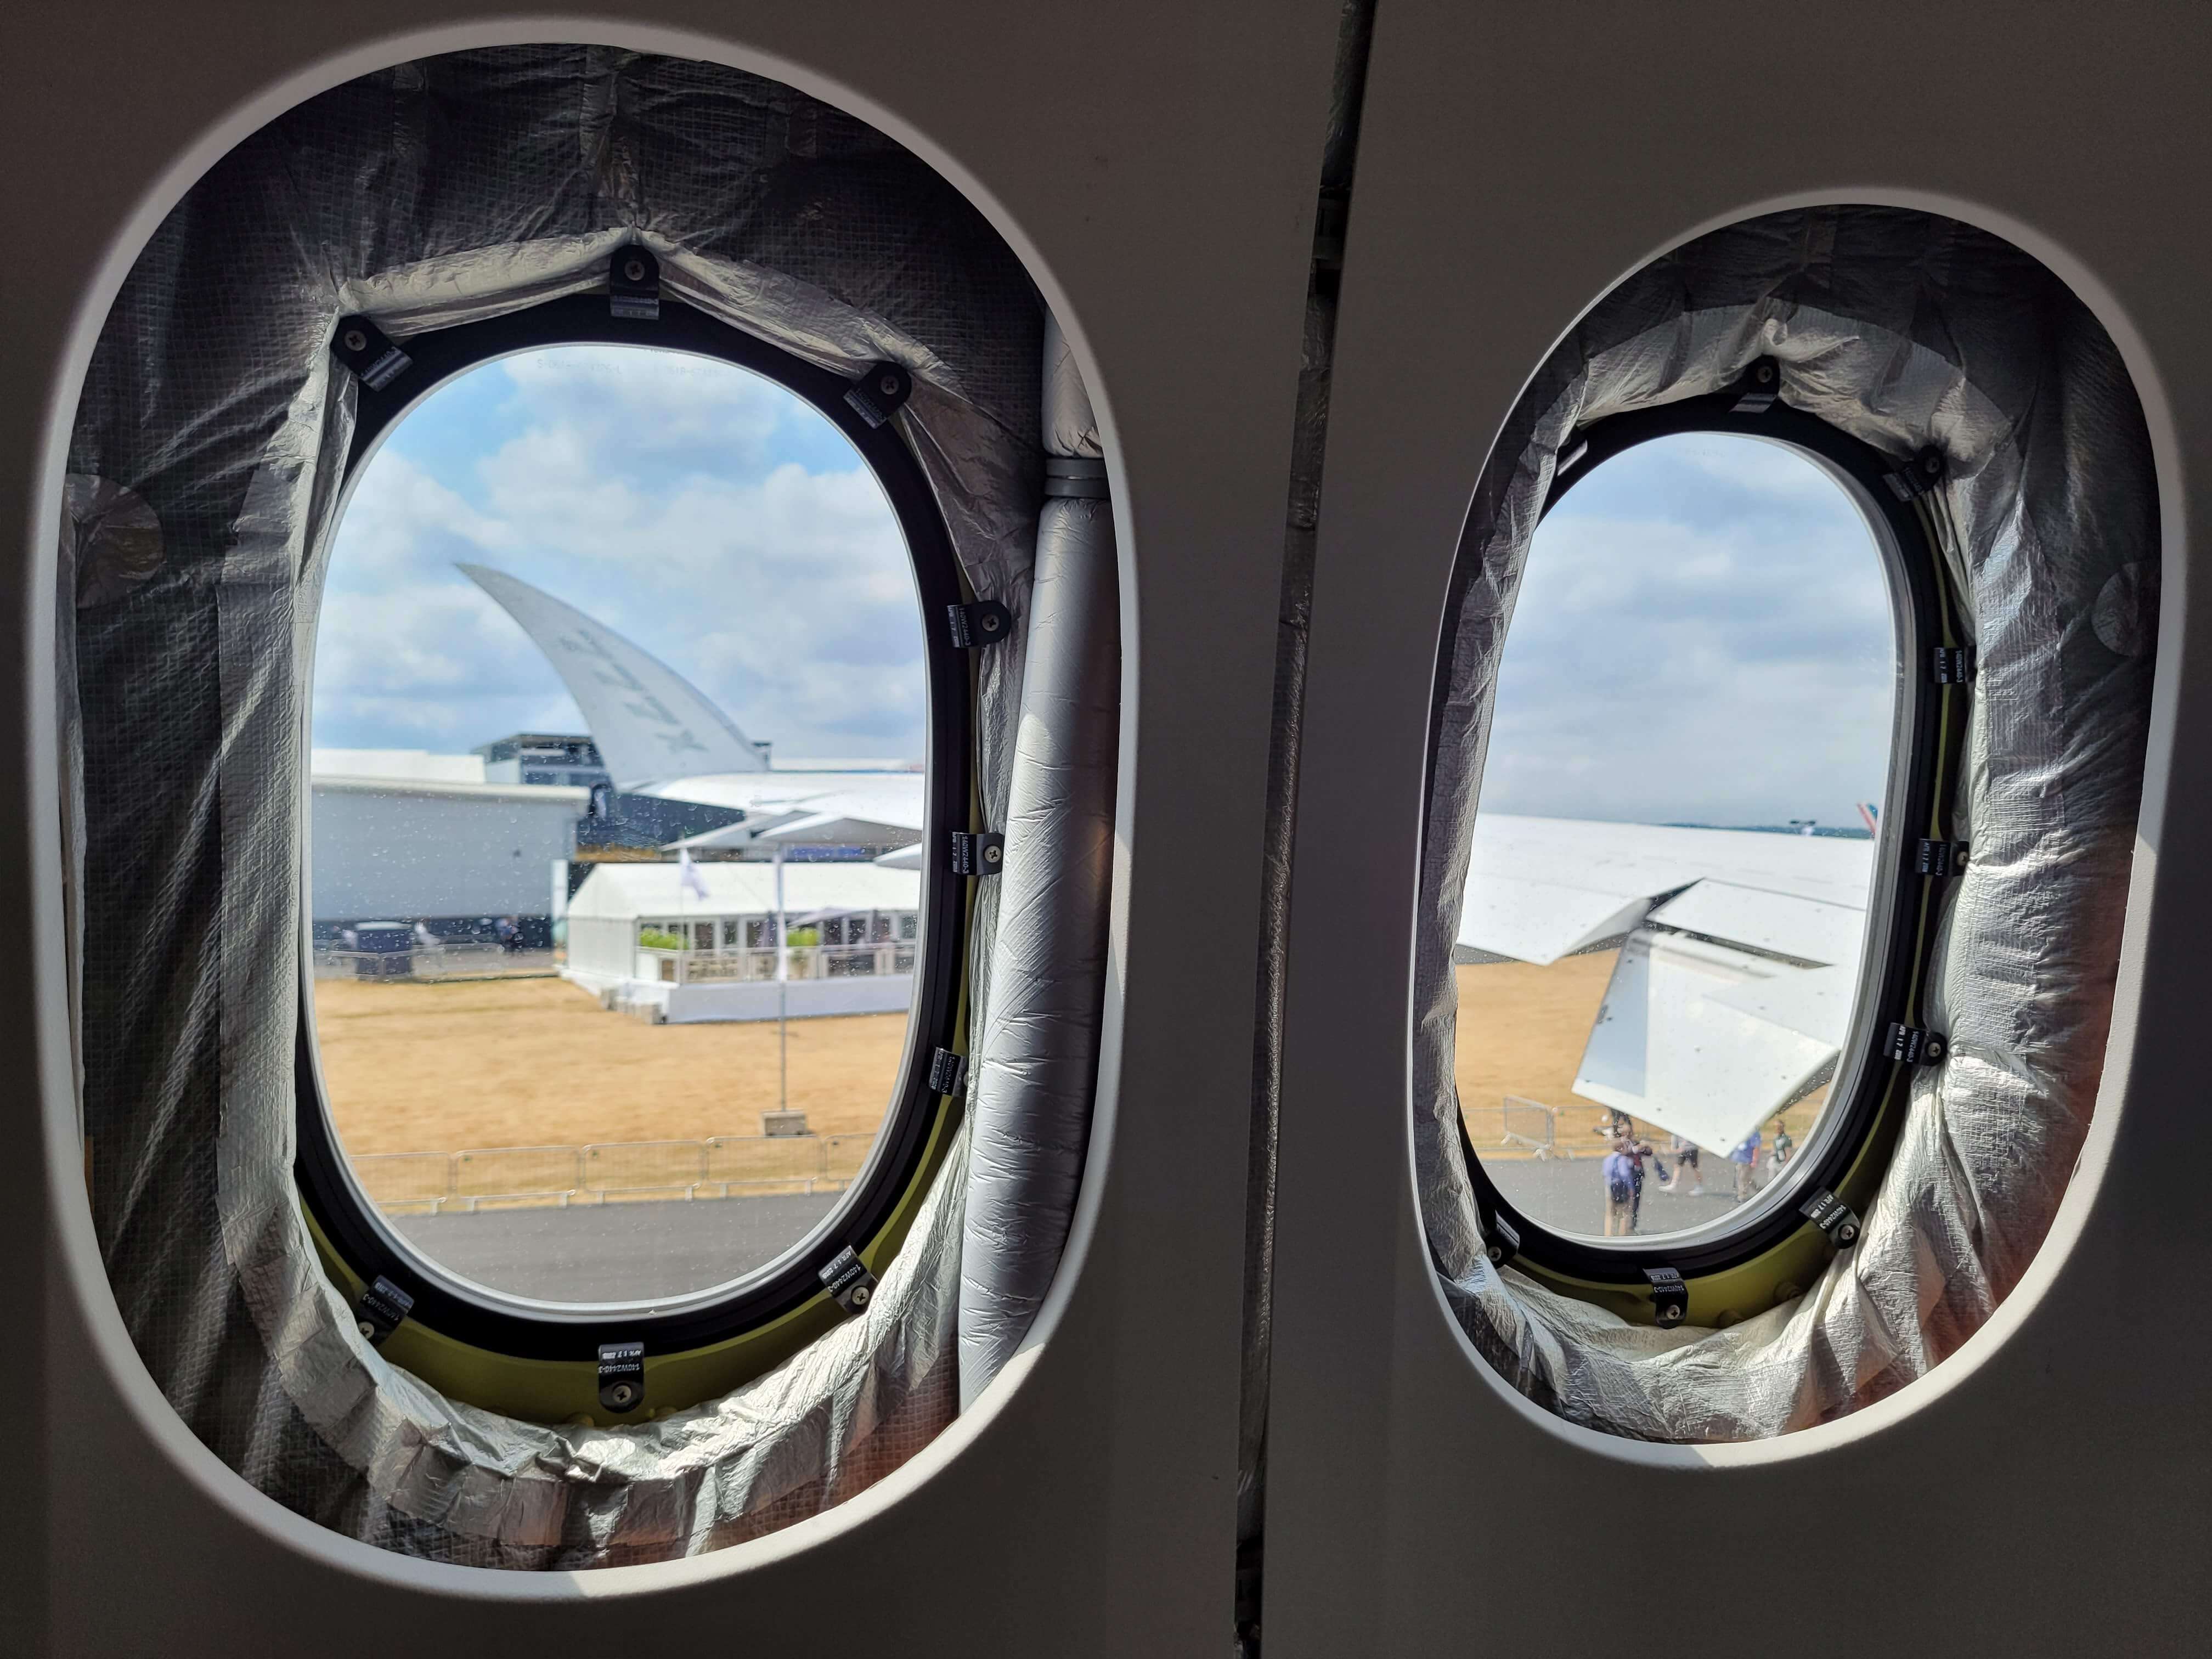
[312,345,924,763]
[1478,433,1896,830]
[315,357,1895,824]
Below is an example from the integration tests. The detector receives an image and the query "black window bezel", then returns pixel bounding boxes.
[1444,390,1965,1284]
[294,293,972,1360]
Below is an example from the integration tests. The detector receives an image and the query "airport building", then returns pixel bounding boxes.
[473,731,612,789]
[308,749,585,945]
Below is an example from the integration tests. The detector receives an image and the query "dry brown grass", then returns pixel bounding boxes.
[315,960,1823,1166]
[312,975,903,1156]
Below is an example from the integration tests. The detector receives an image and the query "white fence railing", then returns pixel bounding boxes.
[350,1132,881,1215]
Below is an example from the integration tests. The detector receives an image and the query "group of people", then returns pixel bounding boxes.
[1597,1112,1796,1236]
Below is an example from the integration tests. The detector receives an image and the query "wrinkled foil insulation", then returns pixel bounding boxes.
[958,313,1118,1404]
[1418,207,2155,1440]
[64,46,1099,1566]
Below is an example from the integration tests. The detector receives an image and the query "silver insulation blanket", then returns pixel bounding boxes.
[959,315,1119,1404]
[1418,207,2155,1440]
[63,46,1103,1565]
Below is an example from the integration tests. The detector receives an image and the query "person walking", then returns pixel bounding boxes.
[1769,1118,1795,1176]
[1661,1134,1703,1194]
[1601,1142,1637,1235]
[1626,1136,1661,1232]
[1729,1128,1762,1202]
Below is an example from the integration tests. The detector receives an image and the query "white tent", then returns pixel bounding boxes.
[562,859,922,1024]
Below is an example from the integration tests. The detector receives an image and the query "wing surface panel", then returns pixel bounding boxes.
[1572,930,1839,1154]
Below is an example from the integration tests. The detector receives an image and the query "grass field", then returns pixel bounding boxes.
[312,956,1822,1166]
[312,975,906,1156]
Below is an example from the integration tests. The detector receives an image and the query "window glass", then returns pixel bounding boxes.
[310,345,926,1304]
[1458,434,1895,1242]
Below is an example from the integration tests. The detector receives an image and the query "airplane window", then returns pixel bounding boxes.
[1458,429,1908,1252]
[302,337,954,1321]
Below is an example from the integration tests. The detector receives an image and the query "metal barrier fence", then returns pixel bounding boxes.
[314,943,561,982]
[639,943,919,985]
[350,1132,881,1214]
[1463,1096,1560,1158]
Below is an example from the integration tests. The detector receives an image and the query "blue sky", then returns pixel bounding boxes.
[1479,433,1895,828]
[313,345,924,761]
[314,358,1894,823]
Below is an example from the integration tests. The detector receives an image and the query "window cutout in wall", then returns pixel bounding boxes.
[308,343,931,1308]
[1457,432,1901,1248]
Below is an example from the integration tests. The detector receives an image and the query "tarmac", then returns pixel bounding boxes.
[1483,1153,1765,1238]
[393,1190,843,1302]
[390,1153,1778,1304]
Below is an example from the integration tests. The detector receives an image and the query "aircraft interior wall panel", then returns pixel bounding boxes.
[1266,3,2209,1654]
[3,2,1342,1650]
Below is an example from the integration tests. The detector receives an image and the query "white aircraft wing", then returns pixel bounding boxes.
[1460,815,1876,1153]
[1458,815,1874,963]
[755,808,924,847]
[656,774,929,852]
[641,771,923,823]
[1572,931,1842,1155]
[1646,880,1866,967]
[460,563,769,786]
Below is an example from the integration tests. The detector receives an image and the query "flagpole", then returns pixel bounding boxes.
[774,837,788,1115]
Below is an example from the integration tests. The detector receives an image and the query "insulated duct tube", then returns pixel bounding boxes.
[958,317,1118,1405]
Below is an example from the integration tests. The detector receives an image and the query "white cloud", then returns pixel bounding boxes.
[1480,436,1897,827]
[311,348,925,761]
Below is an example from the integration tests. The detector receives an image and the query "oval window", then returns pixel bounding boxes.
[297,311,971,1383]
[1455,415,1947,1269]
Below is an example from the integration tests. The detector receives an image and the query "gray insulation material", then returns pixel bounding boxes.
[958,315,1120,1404]
[63,45,1113,1566]
[1419,206,2155,1440]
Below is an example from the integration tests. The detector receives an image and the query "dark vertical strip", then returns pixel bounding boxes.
[1237,3,1376,1652]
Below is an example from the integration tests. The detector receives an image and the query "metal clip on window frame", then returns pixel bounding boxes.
[950,831,1005,876]
[946,599,1012,648]
[927,1047,968,1095]
[1931,644,1977,684]
[353,1275,414,1345]
[1730,356,1784,414]
[596,1340,645,1413]
[819,1246,878,1316]
[1882,1022,1948,1065]
[1883,445,1949,501]
[331,317,411,391]
[608,244,661,321]
[1643,1266,1689,1328]
[1482,1213,1522,1268]
[1915,838,1970,878]
[844,360,913,428]
[1800,1188,1864,1250]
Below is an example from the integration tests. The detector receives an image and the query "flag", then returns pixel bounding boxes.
[678,846,710,901]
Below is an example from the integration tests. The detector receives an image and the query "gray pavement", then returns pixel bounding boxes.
[1484,1154,1764,1238]
[393,1190,843,1302]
